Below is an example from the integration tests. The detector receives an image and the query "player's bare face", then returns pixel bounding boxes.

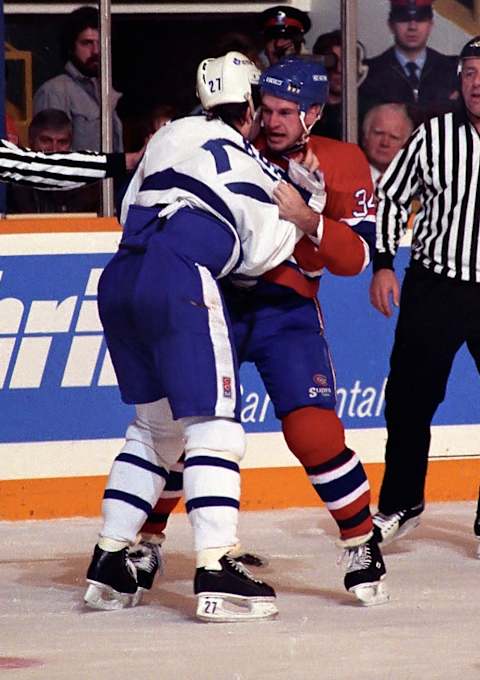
[461,59,480,127]
[390,19,432,54]
[261,94,304,152]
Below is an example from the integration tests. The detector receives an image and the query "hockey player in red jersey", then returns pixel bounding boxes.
[134,57,389,608]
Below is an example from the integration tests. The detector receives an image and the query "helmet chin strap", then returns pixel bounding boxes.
[276,106,322,157]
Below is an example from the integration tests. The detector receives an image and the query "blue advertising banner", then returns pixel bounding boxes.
[1,245,479,446]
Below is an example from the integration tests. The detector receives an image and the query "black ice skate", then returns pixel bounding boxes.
[343,537,389,606]
[194,554,278,622]
[227,544,269,568]
[128,541,162,592]
[127,541,267,605]
[372,502,425,545]
[84,545,139,611]
[474,488,480,558]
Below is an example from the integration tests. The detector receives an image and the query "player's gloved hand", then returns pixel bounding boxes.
[287,159,327,214]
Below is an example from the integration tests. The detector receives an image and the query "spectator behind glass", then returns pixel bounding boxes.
[359,0,459,127]
[123,103,176,152]
[186,32,263,117]
[7,109,100,214]
[258,5,311,66]
[33,6,123,152]
[361,102,414,186]
[212,32,262,70]
[311,30,368,141]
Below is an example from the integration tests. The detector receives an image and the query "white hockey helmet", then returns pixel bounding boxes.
[196,51,260,112]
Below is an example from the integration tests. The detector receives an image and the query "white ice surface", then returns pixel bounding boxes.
[0,503,479,680]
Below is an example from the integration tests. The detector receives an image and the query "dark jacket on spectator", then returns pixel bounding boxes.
[359,46,459,126]
[7,183,100,214]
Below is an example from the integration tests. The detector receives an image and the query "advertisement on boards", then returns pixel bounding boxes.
[1,237,479,456]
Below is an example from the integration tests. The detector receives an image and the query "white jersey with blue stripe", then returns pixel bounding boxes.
[120,115,302,279]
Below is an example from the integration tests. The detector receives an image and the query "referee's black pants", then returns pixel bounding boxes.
[378,262,480,514]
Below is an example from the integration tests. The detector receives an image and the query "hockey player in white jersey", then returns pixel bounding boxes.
[84,52,321,622]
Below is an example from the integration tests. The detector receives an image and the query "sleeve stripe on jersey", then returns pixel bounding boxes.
[140,168,237,229]
[0,147,107,171]
[0,166,104,186]
[0,140,108,190]
[226,181,271,204]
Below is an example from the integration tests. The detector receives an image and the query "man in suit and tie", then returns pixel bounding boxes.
[359,0,459,126]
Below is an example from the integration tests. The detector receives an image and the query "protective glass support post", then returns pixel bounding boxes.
[475,0,480,24]
[100,0,114,217]
[0,0,6,217]
[341,0,358,144]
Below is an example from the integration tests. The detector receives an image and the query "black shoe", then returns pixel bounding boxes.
[84,545,138,610]
[194,555,277,621]
[373,502,424,545]
[343,537,389,606]
[128,541,162,590]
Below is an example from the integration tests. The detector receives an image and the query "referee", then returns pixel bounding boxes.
[0,139,139,191]
[369,36,480,546]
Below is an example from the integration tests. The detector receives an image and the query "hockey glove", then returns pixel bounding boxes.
[287,159,327,214]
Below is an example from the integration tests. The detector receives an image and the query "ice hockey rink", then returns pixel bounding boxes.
[0,502,478,680]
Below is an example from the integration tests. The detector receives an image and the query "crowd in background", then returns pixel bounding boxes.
[2,1,480,610]
[4,0,462,214]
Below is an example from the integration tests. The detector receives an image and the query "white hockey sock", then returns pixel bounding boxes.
[182,417,245,552]
[101,400,184,545]
[196,546,233,569]
[183,448,240,551]
[101,440,169,544]
[98,536,129,552]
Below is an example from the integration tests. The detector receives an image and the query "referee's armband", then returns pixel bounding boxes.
[372,252,395,273]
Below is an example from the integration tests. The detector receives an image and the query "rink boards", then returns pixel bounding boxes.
[1,220,480,519]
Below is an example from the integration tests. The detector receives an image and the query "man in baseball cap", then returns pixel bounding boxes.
[259,5,311,65]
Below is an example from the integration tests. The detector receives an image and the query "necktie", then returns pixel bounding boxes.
[405,62,420,91]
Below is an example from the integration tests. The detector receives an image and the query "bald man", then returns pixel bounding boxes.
[362,103,414,185]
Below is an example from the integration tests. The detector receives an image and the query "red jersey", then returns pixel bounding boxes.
[256,134,376,298]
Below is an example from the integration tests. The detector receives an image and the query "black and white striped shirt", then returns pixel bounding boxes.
[374,108,480,283]
[0,139,125,191]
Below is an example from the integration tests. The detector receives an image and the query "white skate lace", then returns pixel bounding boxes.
[226,555,263,584]
[375,510,406,533]
[124,551,137,580]
[344,543,372,573]
[130,543,158,574]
